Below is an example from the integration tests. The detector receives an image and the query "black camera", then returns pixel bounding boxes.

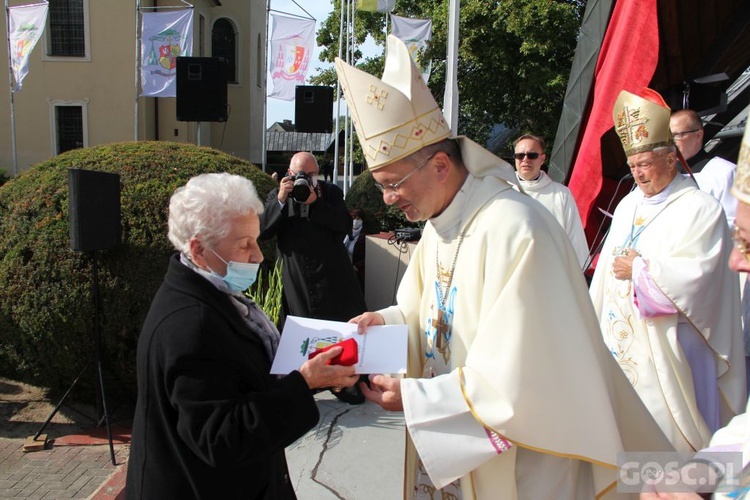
[286,171,312,202]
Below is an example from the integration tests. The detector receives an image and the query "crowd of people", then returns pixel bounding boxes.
[124,35,748,499]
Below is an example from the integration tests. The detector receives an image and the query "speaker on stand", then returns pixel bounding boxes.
[176,57,229,122]
[34,169,122,465]
[295,85,334,133]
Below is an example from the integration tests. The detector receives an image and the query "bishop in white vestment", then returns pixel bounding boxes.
[589,88,746,454]
[336,36,674,500]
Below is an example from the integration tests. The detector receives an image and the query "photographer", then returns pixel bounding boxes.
[259,152,368,404]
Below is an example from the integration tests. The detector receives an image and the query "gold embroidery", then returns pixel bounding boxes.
[366,85,388,110]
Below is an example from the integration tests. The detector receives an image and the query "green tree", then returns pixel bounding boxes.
[313,0,584,154]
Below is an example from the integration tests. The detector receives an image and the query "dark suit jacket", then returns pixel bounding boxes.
[125,254,319,499]
[259,181,367,322]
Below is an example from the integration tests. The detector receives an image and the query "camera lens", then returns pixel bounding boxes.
[290,174,311,202]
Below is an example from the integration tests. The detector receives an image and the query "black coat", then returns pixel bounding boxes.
[259,181,367,322]
[125,254,319,500]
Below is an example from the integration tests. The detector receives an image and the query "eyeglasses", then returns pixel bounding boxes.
[732,225,750,262]
[671,129,700,140]
[375,153,437,196]
[514,152,541,160]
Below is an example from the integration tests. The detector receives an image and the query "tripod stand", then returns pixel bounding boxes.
[34,250,116,465]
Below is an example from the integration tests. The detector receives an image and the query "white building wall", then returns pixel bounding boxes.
[0,0,266,176]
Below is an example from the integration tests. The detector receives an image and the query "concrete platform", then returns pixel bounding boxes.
[287,391,405,499]
[0,391,404,499]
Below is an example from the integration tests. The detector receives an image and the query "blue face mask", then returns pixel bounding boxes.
[211,250,260,293]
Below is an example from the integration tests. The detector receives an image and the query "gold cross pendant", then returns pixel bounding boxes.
[434,310,448,350]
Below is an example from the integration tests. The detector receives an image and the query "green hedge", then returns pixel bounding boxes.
[0,141,276,403]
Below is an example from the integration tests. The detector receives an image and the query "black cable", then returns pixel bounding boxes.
[387,236,410,305]
[218,104,231,150]
[582,170,634,275]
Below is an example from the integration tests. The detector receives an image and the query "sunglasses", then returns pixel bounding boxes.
[514,152,541,160]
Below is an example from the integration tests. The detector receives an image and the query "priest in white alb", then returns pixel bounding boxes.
[589,88,746,453]
[513,133,589,268]
[337,35,673,499]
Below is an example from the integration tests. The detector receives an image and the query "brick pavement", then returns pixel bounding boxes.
[0,433,129,499]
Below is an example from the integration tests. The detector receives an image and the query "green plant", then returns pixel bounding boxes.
[248,260,283,327]
[0,141,276,403]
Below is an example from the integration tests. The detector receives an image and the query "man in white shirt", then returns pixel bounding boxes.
[670,108,737,226]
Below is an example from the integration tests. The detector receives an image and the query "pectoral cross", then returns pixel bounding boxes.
[434,310,448,350]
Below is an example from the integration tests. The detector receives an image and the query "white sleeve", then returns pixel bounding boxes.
[401,370,511,488]
[377,305,406,325]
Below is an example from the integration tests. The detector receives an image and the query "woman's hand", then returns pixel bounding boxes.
[298,346,359,390]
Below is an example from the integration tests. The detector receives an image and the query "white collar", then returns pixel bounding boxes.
[431,174,475,242]
[636,175,678,206]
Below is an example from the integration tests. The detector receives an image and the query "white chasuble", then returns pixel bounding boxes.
[590,174,746,452]
[378,173,674,499]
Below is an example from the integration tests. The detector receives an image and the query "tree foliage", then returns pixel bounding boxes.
[313,0,584,154]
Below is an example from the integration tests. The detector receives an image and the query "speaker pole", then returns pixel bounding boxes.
[91,250,116,465]
[32,250,117,466]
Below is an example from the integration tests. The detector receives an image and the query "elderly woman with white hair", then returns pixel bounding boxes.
[125,173,358,500]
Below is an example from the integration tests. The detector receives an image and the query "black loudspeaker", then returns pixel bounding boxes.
[295,86,334,133]
[664,82,728,117]
[69,169,121,252]
[176,57,228,122]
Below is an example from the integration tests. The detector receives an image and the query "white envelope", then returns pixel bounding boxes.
[270,315,408,375]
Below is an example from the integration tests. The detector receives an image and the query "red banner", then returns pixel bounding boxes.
[567,0,659,239]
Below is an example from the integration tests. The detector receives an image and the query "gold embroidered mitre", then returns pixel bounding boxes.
[731,123,750,205]
[335,35,451,171]
[612,88,674,157]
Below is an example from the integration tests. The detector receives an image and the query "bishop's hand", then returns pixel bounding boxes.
[612,248,640,280]
[361,374,403,411]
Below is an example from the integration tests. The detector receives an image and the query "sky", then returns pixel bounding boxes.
[265,0,379,127]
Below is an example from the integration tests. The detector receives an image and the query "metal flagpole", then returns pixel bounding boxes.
[346,0,356,194]
[262,0,271,173]
[333,0,346,185]
[342,0,351,196]
[5,0,18,176]
[134,0,140,141]
[444,0,460,135]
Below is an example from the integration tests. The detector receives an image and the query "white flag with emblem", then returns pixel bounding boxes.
[268,15,316,101]
[140,9,194,97]
[390,15,432,83]
[8,1,49,92]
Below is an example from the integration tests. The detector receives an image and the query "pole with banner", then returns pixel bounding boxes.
[4,0,18,176]
[5,0,49,176]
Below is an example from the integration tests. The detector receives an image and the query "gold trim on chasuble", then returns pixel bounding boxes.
[602,269,639,386]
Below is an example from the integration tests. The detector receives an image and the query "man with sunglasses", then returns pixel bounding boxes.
[513,134,589,268]
[671,108,737,226]
[336,35,673,499]
[589,88,745,454]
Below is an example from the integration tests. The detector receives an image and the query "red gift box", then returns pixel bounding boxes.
[307,338,359,366]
